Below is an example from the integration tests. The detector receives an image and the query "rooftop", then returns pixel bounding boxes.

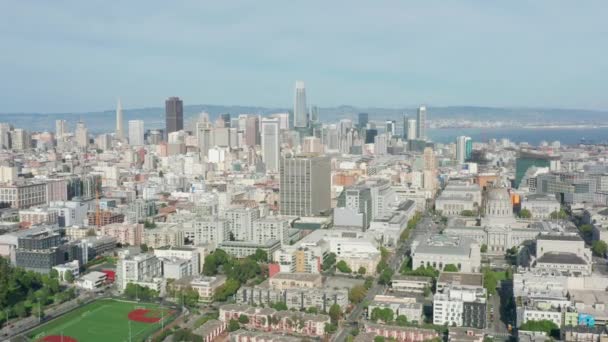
[437,272,484,287]
[536,252,587,265]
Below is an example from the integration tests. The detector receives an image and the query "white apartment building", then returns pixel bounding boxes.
[253,216,291,244]
[154,246,202,275]
[116,252,163,290]
[190,275,227,302]
[225,206,260,241]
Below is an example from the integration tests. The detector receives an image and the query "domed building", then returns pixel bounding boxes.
[484,187,513,219]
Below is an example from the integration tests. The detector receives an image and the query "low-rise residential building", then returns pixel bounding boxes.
[76,271,107,290]
[19,207,59,225]
[53,260,80,281]
[220,304,330,337]
[362,322,439,342]
[193,319,226,342]
[98,222,143,246]
[190,275,227,302]
[390,275,433,294]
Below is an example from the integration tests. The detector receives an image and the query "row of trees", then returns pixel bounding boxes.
[202,249,266,302]
[124,283,159,301]
[0,257,71,326]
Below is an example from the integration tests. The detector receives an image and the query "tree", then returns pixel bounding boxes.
[580,224,594,237]
[14,302,27,318]
[376,260,388,274]
[519,319,559,337]
[378,269,394,285]
[374,336,385,342]
[592,240,608,257]
[306,307,318,314]
[519,209,532,219]
[395,314,408,326]
[443,264,459,272]
[64,271,75,283]
[270,302,288,311]
[461,210,476,217]
[423,286,431,297]
[349,285,367,304]
[364,277,374,290]
[324,323,337,334]
[549,209,567,220]
[228,319,240,332]
[323,253,337,271]
[483,268,498,295]
[253,249,268,262]
[86,228,97,236]
[140,243,149,252]
[143,220,156,229]
[480,244,488,253]
[329,304,342,324]
[49,269,59,279]
[358,266,367,275]
[336,260,352,273]
[214,278,240,302]
[238,314,249,324]
[371,307,394,323]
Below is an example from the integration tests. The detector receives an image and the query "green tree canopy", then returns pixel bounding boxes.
[592,240,608,256]
[443,264,459,272]
[228,319,240,332]
[329,304,342,324]
[336,260,352,273]
[519,208,532,219]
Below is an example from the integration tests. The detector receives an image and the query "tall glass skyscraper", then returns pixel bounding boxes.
[165,96,183,137]
[293,81,308,128]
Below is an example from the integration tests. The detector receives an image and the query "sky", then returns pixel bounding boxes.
[0,1,607,113]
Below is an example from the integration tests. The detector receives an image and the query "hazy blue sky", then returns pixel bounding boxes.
[0,1,606,113]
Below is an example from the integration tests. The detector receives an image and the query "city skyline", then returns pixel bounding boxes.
[1,1,607,113]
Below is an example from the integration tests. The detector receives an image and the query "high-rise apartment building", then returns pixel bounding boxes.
[456,136,472,164]
[417,106,427,141]
[55,120,67,141]
[128,120,145,146]
[293,81,308,128]
[311,106,319,123]
[279,155,331,216]
[385,120,396,137]
[165,97,183,137]
[115,98,124,140]
[11,128,29,151]
[74,122,88,149]
[261,118,280,172]
[404,117,417,140]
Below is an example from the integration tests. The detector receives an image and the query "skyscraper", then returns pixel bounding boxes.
[220,113,231,128]
[245,115,260,147]
[311,106,319,123]
[417,106,427,141]
[261,118,280,172]
[385,120,396,137]
[293,81,308,128]
[405,118,417,140]
[165,97,183,137]
[456,136,472,164]
[279,155,331,216]
[75,121,88,149]
[55,120,68,141]
[358,113,369,129]
[128,120,145,146]
[115,98,124,140]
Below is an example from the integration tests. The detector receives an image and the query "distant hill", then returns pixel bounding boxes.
[0,105,606,133]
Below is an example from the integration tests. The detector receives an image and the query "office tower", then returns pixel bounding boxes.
[115,98,124,140]
[270,113,290,130]
[0,123,10,149]
[311,106,319,123]
[365,129,378,144]
[95,134,112,150]
[417,105,427,141]
[55,120,68,141]
[148,130,162,145]
[293,81,308,128]
[374,134,388,155]
[406,118,417,140]
[128,120,145,146]
[279,155,331,216]
[385,120,396,137]
[196,121,213,157]
[75,122,88,148]
[165,97,183,137]
[10,129,29,151]
[456,136,472,164]
[245,115,260,146]
[515,151,561,188]
[303,136,323,154]
[358,113,369,129]
[220,113,231,128]
[261,118,280,172]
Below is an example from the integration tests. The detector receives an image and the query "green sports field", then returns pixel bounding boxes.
[27,298,176,342]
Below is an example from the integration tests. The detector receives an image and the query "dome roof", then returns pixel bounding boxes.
[486,187,510,202]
